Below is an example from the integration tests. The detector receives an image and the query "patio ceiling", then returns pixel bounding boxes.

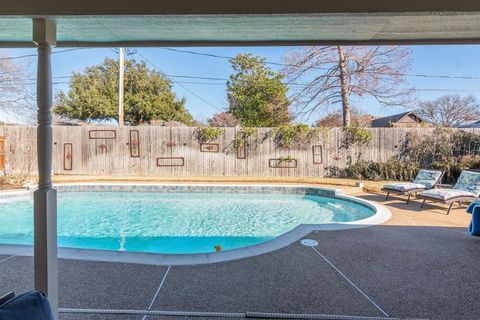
[0,0,480,47]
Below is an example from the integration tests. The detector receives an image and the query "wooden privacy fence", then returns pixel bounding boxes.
[3,126,479,177]
[0,136,5,171]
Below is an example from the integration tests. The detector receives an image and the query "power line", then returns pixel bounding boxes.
[19,74,226,82]
[4,49,479,95]
[3,79,480,95]
[174,82,224,112]
[160,47,289,68]
[412,88,480,93]
[159,47,480,81]
[4,71,480,94]
[171,83,480,93]
[0,48,89,61]
[403,73,480,80]
[0,81,70,87]
[172,81,226,86]
[165,74,226,81]
[50,76,71,79]
[2,46,479,81]
[0,53,37,61]
[40,73,480,93]
[134,51,224,113]
[10,45,478,84]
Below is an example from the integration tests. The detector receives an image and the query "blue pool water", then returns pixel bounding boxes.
[0,191,374,254]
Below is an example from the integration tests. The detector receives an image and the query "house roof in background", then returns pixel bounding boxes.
[458,120,480,128]
[0,0,480,47]
[370,111,426,127]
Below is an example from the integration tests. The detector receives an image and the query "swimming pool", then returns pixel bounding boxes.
[0,185,381,255]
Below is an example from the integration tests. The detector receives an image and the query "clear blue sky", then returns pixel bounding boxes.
[1,45,480,124]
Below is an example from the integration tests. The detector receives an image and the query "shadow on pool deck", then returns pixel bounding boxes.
[1,221,479,320]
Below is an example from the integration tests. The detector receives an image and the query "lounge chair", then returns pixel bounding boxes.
[381,169,444,204]
[417,170,480,214]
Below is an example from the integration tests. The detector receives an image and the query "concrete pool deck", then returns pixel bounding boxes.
[0,186,479,320]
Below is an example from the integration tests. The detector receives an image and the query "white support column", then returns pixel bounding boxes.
[33,18,58,319]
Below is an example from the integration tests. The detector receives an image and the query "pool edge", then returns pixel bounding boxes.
[0,183,391,266]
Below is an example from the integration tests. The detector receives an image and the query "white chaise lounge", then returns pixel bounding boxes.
[381,169,444,204]
[417,170,480,214]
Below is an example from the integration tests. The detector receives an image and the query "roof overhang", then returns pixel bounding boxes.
[1,0,480,47]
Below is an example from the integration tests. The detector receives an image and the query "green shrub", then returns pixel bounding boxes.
[326,160,419,181]
[431,155,480,183]
[231,127,256,151]
[341,126,373,149]
[398,128,480,182]
[269,124,316,149]
[329,128,480,183]
[194,127,224,142]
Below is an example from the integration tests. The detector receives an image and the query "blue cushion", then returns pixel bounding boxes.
[420,188,475,201]
[412,169,443,189]
[383,182,426,192]
[0,291,54,320]
[454,171,480,197]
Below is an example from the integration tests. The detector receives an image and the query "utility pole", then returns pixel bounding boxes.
[118,48,125,126]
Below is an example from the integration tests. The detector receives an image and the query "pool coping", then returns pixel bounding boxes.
[0,183,391,265]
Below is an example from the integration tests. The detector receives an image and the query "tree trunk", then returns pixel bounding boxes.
[337,46,351,126]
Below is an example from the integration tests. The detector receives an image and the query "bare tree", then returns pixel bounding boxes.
[0,52,35,121]
[284,46,414,126]
[417,95,480,127]
[315,107,374,127]
[208,112,240,127]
